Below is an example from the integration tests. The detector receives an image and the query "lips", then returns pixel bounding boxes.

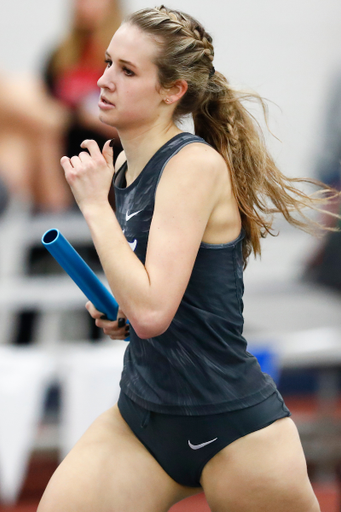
[100,95,113,105]
[98,95,115,109]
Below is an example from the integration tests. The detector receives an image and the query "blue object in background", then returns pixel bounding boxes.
[249,345,280,385]
[41,228,122,325]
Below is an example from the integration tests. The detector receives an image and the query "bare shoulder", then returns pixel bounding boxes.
[160,141,232,201]
[173,142,226,171]
[164,142,229,185]
[114,150,127,172]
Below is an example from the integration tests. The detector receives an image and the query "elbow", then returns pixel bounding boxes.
[131,309,171,339]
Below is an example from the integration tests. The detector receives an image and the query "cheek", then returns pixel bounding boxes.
[130,82,161,107]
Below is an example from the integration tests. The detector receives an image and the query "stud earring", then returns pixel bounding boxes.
[165,98,171,104]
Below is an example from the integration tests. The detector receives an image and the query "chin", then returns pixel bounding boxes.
[99,112,115,127]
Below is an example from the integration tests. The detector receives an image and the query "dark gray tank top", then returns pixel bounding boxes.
[114,132,276,415]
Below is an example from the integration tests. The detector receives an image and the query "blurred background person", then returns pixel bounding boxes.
[9,0,124,344]
[0,73,72,212]
[0,0,123,215]
[42,0,123,169]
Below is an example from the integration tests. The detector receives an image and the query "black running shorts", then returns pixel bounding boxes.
[117,390,291,487]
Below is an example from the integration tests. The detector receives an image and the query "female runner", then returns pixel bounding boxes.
[38,6,331,511]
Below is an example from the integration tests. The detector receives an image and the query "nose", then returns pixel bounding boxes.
[97,72,106,89]
[97,68,115,90]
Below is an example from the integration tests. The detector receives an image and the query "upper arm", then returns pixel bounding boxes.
[144,144,226,329]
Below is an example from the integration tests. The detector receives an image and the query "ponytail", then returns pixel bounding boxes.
[194,72,339,265]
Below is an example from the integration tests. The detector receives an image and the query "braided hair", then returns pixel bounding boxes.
[125,6,339,265]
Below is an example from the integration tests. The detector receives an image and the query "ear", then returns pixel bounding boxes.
[162,79,188,105]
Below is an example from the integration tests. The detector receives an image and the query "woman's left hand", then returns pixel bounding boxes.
[86,301,129,340]
[60,139,114,212]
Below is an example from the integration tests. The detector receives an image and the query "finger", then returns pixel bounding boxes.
[99,320,114,331]
[85,301,104,319]
[102,139,114,166]
[96,317,128,336]
[110,333,127,340]
[101,322,126,338]
[85,301,93,314]
[80,139,102,159]
[117,307,127,328]
[116,308,127,321]
[70,155,82,169]
[78,150,92,163]
[117,317,126,328]
[60,156,73,171]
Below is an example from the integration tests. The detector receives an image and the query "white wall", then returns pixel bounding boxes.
[0,0,71,73]
[1,0,341,178]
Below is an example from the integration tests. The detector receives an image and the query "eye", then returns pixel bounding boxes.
[104,59,112,68]
[122,66,135,77]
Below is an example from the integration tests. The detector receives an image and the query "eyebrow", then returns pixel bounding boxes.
[105,51,137,69]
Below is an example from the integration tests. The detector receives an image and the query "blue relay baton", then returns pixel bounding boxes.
[42,229,129,338]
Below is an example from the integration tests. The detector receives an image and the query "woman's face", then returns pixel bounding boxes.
[97,23,167,131]
[74,0,112,30]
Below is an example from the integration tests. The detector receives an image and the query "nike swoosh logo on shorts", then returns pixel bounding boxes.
[188,437,218,450]
[126,210,142,222]
[128,239,137,252]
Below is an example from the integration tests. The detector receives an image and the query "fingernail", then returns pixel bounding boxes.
[118,318,126,328]
[109,139,115,148]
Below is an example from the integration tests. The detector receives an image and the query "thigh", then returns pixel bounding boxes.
[37,405,199,512]
[201,418,320,512]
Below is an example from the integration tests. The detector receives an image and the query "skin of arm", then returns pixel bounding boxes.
[62,139,232,339]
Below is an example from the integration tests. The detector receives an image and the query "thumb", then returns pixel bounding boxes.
[116,308,127,321]
[102,139,114,166]
[117,308,127,328]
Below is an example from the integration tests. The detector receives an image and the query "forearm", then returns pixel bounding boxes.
[0,76,70,135]
[83,203,163,338]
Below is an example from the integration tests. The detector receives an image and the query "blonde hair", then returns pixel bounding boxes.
[126,5,339,265]
[50,0,122,75]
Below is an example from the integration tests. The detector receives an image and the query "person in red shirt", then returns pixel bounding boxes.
[43,0,123,165]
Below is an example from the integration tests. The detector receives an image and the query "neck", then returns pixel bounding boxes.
[117,122,183,184]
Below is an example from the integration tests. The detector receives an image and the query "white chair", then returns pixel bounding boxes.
[59,341,127,459]
[0,346,54,504]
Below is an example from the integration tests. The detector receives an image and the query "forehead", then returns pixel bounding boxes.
[107,23,159,68]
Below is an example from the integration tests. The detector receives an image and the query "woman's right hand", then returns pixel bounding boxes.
[85,301,129,340]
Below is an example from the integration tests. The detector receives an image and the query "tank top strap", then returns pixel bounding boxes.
[114,132,208,192]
